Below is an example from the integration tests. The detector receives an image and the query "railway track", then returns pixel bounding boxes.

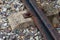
[22,0,60,40]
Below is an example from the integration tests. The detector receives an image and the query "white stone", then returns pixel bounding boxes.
[35,36,39,40]
[3,36,5,39]
[3,23,7,26]
[0,38,3,40]
[2,7,7,12]
[57,0,60,5]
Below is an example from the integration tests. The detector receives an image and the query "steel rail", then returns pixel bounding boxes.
[21,0,57,40]
[28,0,60,40]
[21,0,48,40]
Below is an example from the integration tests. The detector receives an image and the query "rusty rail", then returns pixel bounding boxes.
[22,0,60,40]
